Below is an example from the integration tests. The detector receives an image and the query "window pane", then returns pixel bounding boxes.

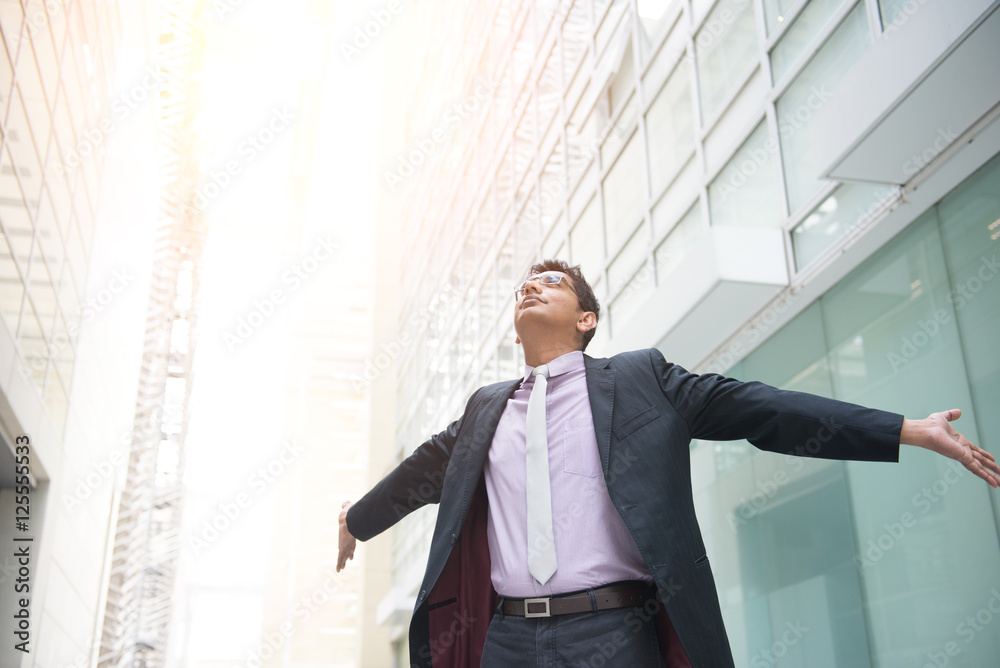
[607,224,648,289]
[8,88,44,212]
[646,63,695,193]
[878,0,911,28]
[762,0,801,34]
[0,230,24,333]
[708,121,782,228]
[570,195,604,277]
[654,202,703,281]
[0,3,23,62]
[770,0,846,83]
[937,152,1000,501]
[539,142,565,233]
[638,0,673,53]
[19,300,47,390]
[778,2,871,213]
[567,107,600,188]
[822,214,1000,666]
[600,93,638,168]
[602,132,644,250]
[609,40,635,115]
[609,259,653,333]
[696,0,758,122]
[45,369,68,433]
[792,182,897,269]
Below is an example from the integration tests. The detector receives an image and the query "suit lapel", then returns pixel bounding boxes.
[421,379,520,598]
[457,379,521,507]
[585,354,615,473]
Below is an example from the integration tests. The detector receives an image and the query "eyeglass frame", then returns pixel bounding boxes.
[514,272,579,300]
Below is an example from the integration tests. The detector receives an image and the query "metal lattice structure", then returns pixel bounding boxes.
[97,2,206,666]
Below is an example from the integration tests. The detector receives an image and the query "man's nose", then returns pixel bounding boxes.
[524,279,543,295]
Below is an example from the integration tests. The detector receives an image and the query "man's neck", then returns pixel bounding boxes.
[521,341,583,368]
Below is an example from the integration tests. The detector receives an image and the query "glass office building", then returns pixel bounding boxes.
[0,2,157,666]
[377,0,1000,664]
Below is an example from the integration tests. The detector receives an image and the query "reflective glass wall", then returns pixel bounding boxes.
[0,0,120,431]
[691,152,1000,667]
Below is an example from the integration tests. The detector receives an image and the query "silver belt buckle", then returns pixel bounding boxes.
[523,597,551,618]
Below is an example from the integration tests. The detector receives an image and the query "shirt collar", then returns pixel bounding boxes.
[521,350,585,383]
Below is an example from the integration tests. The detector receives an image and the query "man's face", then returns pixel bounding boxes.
[512,271,593,345]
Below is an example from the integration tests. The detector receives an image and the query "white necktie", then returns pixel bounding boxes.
[526,364,557,584]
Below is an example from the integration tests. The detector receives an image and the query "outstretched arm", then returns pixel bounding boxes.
[902,409,999,487]
[334,390,480,572]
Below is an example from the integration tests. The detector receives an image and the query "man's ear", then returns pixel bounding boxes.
[577,311,597,334]
[515,335,521,344]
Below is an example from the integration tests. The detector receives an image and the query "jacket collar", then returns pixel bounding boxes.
[459,353,615,497]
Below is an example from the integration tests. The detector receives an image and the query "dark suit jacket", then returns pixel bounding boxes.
[347,348,903,667]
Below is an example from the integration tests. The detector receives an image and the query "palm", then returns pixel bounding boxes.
[922,410,1000,487]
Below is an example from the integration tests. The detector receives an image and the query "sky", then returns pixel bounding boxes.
[124,1,387,664]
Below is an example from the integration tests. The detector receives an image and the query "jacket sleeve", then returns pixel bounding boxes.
[650,348,902,462]
[345,391,477,542]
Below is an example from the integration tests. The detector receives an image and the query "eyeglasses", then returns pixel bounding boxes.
[514,272,578,300]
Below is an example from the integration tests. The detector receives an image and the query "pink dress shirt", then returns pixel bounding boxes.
[483,350,653,597]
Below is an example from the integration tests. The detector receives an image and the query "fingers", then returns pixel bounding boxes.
[964,446,1000,488]
[944,408,962,422]
[336,543,356,572]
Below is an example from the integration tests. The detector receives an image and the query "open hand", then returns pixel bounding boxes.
[903,409,999,488]
[337,500,357,572]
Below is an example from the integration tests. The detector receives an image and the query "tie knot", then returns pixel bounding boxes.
[533,364,549,379]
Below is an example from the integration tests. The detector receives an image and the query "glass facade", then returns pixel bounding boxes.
[388,0,902,478]
[693,154,1000,666]
[380,0,1000,662]
[0,0,120,432]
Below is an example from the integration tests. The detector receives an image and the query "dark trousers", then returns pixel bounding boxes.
[481,599,667,668]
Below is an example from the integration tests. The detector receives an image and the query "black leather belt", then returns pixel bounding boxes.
[500,581,655,618]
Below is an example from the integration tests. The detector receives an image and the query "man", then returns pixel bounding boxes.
[337,259,998,667]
